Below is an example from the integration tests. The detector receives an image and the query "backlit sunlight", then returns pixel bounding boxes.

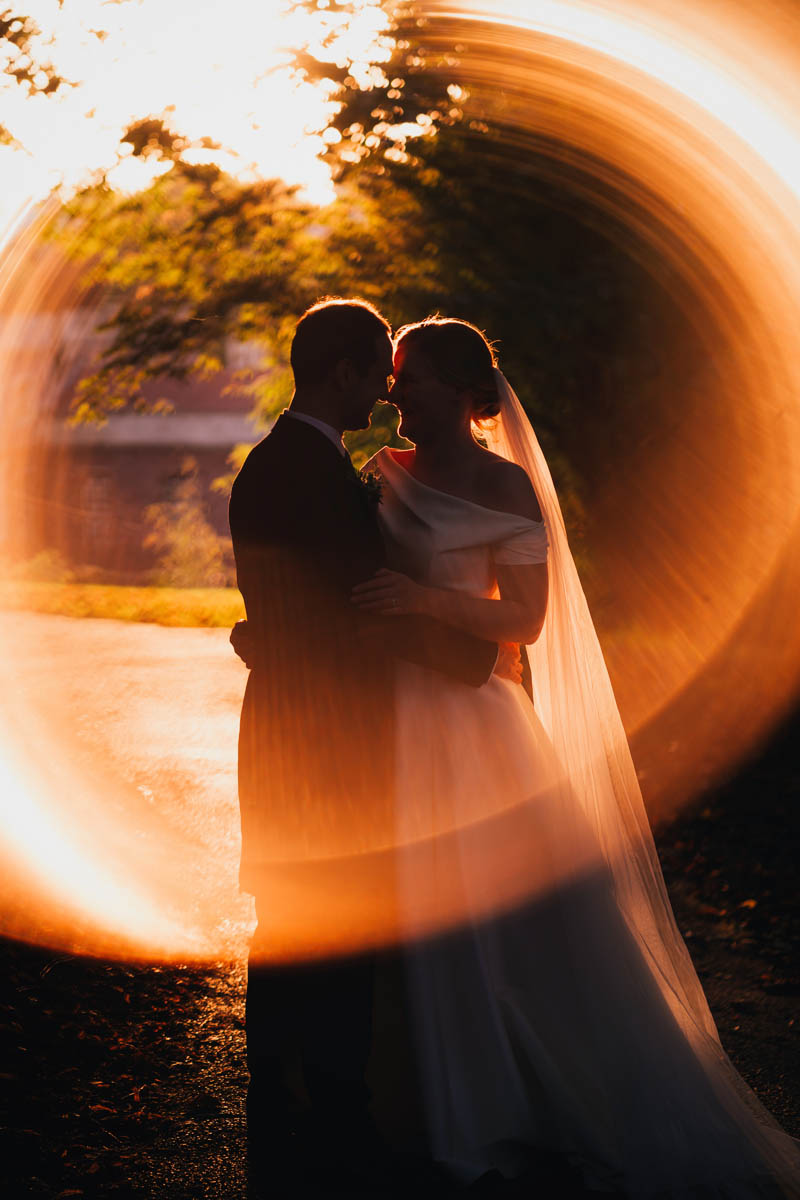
[2,0,800,962]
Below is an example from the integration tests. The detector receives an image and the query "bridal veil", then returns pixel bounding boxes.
[483,368,800,1191]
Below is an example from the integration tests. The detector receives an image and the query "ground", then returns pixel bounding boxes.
[0,614,797,1198]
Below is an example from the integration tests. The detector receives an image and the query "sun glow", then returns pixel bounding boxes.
[3,0,800,961]
[0,0,393,234]
[0,728,205,959]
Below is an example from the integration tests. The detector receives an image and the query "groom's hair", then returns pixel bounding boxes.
[291,298,391,386]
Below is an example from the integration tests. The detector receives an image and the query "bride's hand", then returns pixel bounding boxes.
[351,569,428,616]
[230,618,255,667]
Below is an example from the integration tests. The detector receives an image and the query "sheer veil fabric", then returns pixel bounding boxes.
[472,369,800,1191]
[484,370,717,1042]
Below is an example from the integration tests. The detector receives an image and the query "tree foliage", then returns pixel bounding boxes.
[54,0,706,511]
[55,119,456,458]
[288,0,471,171]
[0,6,71,144]
[290,0,705,480]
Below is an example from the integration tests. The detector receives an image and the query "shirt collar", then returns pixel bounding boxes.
[284,409,347,456]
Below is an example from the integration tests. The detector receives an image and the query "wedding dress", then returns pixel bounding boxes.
[368,409,800,1197]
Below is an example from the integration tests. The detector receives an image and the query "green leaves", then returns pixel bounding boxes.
[53,146,450,441]
[45,0,700,533]
[55,164,310,421]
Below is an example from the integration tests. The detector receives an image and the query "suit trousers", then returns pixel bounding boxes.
[246,897,375,1134]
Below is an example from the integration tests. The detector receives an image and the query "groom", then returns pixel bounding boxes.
[228,298,500,1191]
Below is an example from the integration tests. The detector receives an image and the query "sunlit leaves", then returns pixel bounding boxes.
[121,116,190,162]
[0,119,21,147]
[54,143,448,430]
[42,0,684,526]
[287,0,462,171]
[55,164,312,415]
[0,9,71,126]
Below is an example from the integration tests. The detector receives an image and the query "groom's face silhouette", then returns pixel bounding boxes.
[338,332,395,431]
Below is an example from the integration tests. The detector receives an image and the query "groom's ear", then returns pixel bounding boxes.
[333,357,357,392]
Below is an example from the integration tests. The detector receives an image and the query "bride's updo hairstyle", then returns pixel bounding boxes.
[394,317,500,420]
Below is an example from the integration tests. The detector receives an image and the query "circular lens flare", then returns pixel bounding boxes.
[2,0,800,962]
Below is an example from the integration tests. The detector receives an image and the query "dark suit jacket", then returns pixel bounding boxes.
[229,414,497,891]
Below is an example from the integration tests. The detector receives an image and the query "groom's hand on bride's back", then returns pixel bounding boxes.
[230,619,254,668]
[232,616,521,684]
[494,642,524,685]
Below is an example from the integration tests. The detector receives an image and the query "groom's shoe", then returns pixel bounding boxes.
[247,1104,317,1197]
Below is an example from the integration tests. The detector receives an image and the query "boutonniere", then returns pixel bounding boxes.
[344,456,383,511]
[358,469,384,510]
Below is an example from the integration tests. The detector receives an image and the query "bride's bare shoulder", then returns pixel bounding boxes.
[477,452,542,522]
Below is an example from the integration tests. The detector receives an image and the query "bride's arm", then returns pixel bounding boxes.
[352,458,548,644]
[352,562,548,645]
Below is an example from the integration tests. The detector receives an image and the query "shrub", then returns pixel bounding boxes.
[8,548,75,583]
[143,458,234,589]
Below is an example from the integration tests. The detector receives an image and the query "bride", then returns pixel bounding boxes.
[351,317,800,1198]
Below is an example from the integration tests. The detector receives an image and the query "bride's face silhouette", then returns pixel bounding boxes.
[392,341,471,445]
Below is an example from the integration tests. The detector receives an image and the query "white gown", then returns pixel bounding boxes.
[371,445,800,1199]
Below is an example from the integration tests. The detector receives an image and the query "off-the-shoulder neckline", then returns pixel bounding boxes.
[377,447,545,525]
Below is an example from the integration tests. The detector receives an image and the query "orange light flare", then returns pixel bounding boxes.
[426,0,800,807]
[2,0,800,963]
[0,217,251,961]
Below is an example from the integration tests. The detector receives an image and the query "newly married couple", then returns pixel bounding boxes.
[228,299,800,1198]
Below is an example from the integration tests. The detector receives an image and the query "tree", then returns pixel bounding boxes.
[0,7,71,145]
[53,121,454,461]
[290,0,707,478]
[53,0,707,513]
[48,0,471,431]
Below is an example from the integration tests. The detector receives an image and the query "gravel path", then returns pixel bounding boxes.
[0,612,252,961]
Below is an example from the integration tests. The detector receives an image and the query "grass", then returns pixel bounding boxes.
[0,581,245,627]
